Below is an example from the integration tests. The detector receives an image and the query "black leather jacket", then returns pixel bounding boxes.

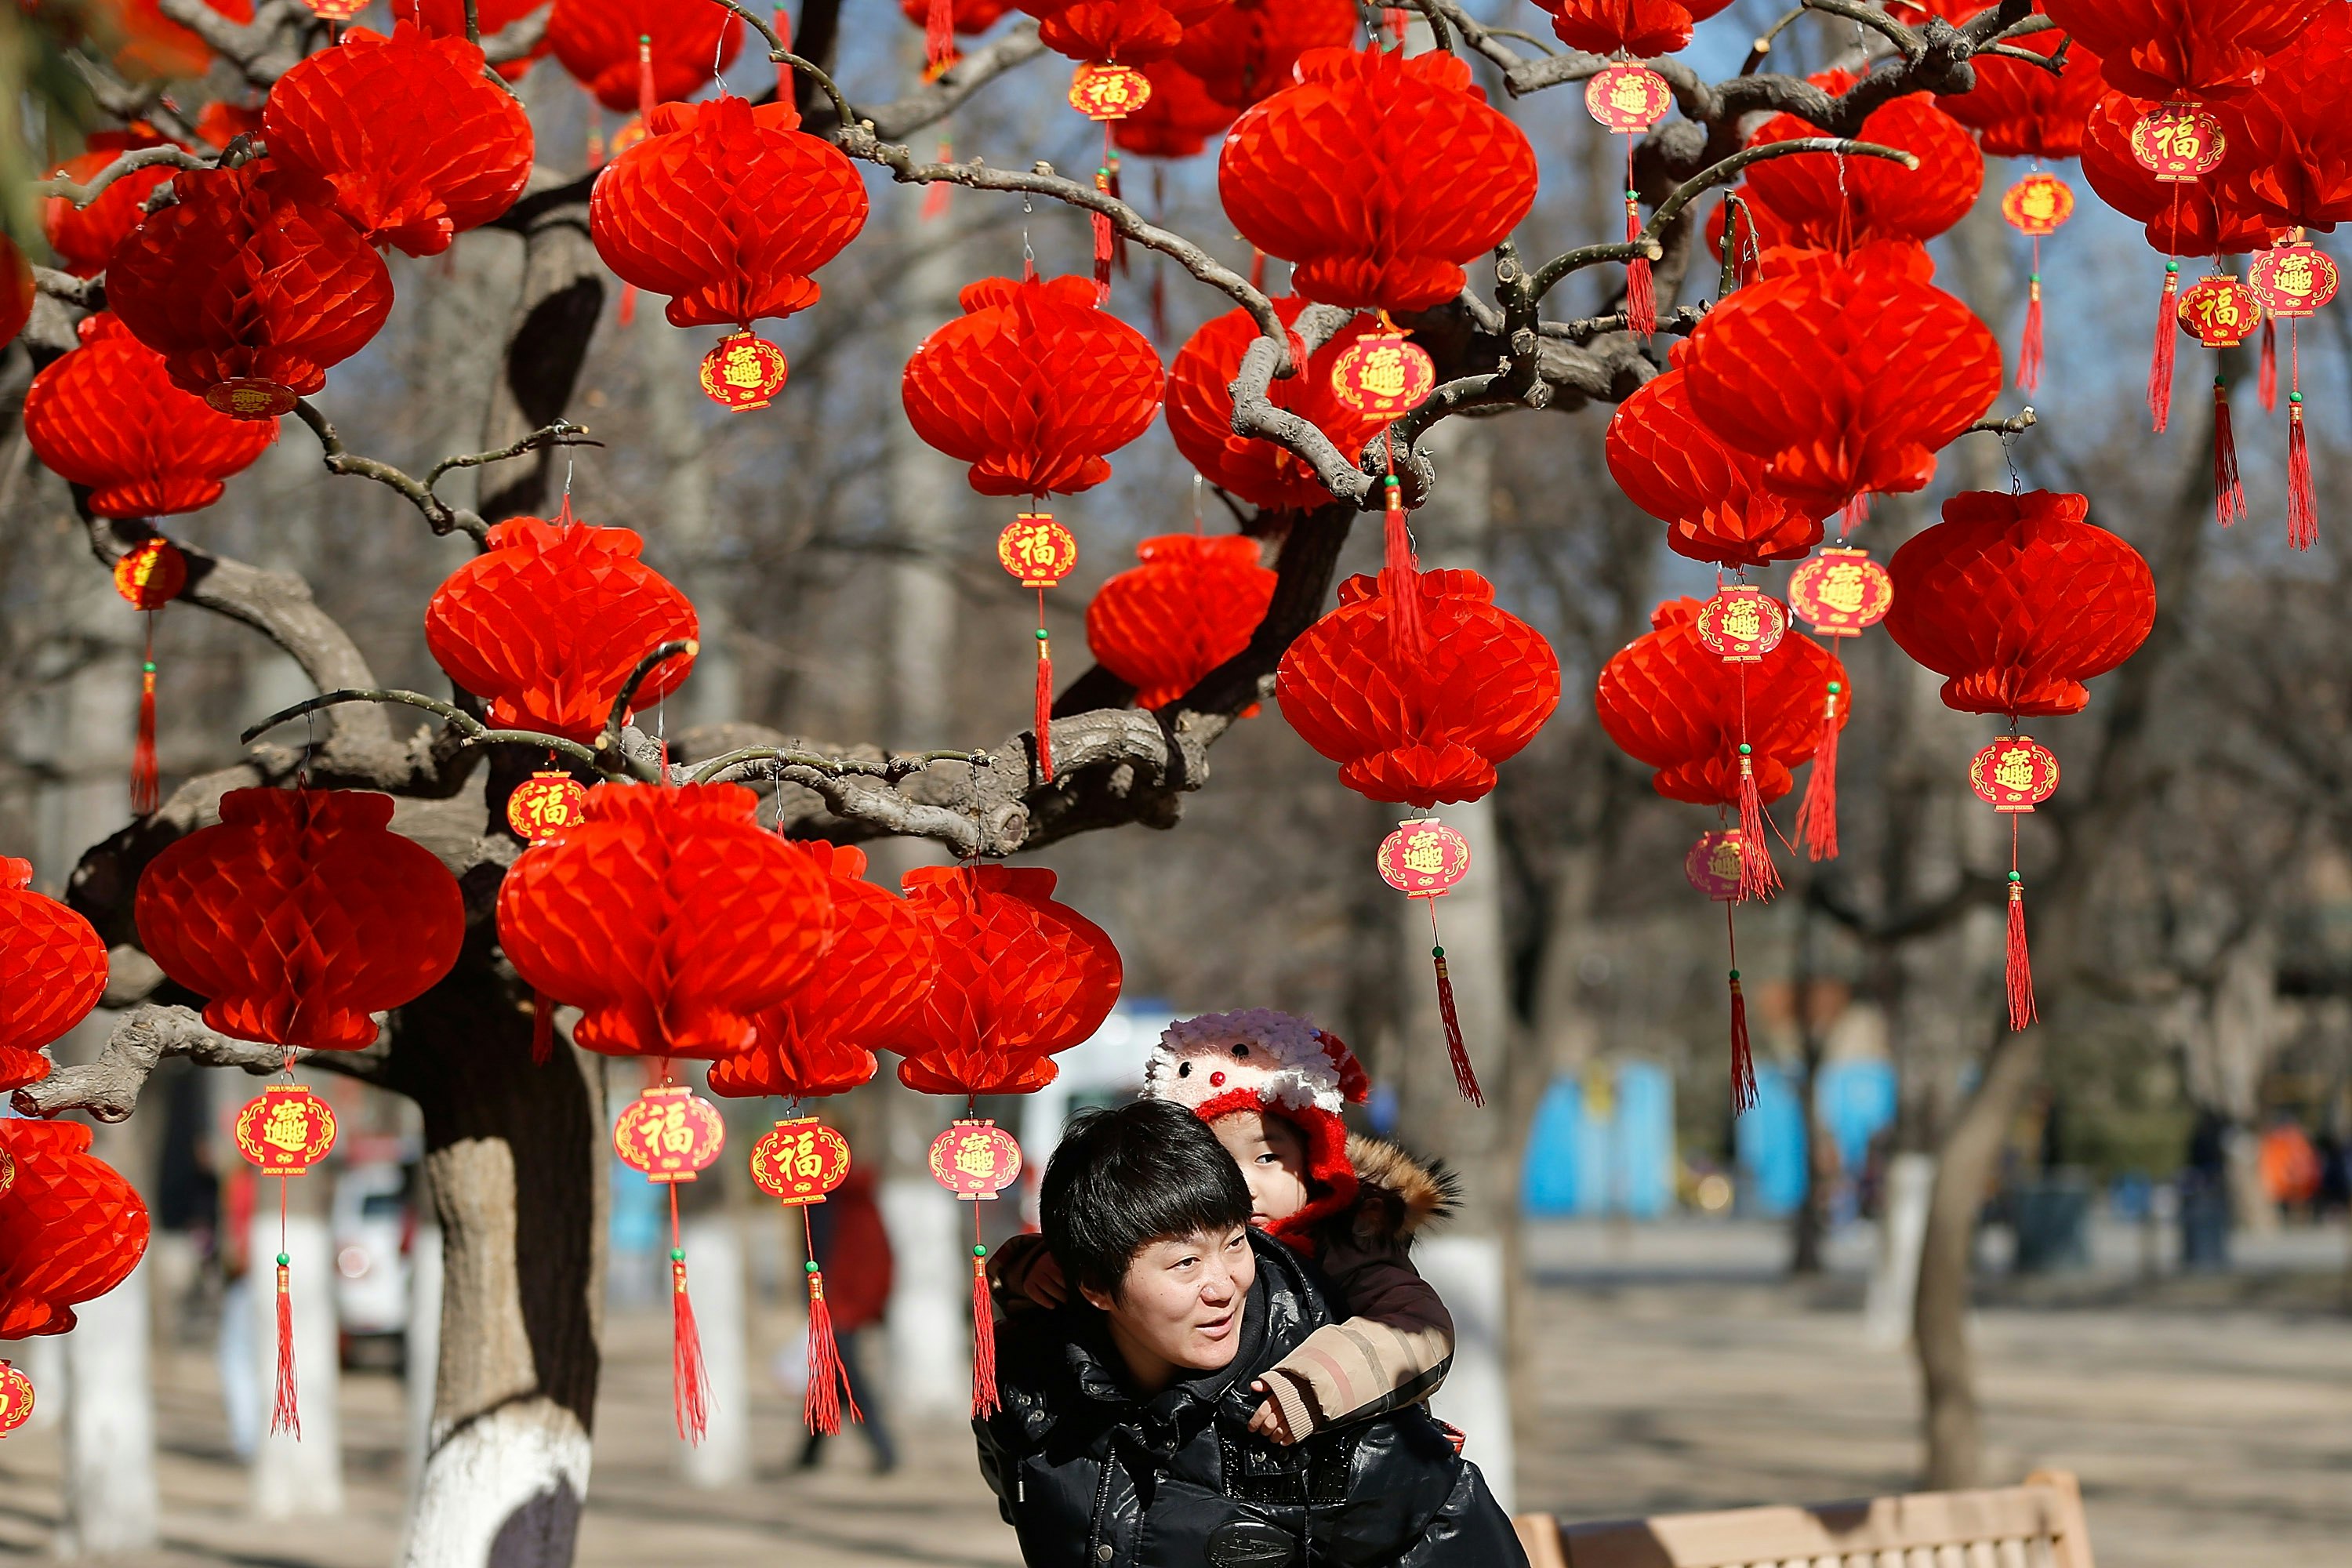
[974,1230,1526,1568]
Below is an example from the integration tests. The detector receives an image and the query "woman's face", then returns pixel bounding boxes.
[1081,1225,1257,1393]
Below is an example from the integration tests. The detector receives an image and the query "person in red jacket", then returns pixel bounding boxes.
[800,1164,897,1472]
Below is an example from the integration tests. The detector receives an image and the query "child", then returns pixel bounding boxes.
[997,1007,1456,1444]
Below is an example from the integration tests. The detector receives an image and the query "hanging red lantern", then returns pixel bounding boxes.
[233,1085,339,1177]
[391,0,554,77]
[698,332,792,410]
[0,858,108,1095]
[883,864,1120,1416]
[1373,816,1483,1102]
[94,0,256,80]
[22,314,278,519]
[43,128,177,277]
[1682,241,2002,521]
[1017,0,1230,67]
[2129,103,2230,180]
[109,532,191,813]
[1109,61,1235,157]
[2178,273,2263,347]
[1788,548,1895,637]
[2040,0,2324,103]
[1606,349,1826,568]
[135,787,466,1051]
[1586,64,1675,131]
[1684,829,1744,902]
[505,772,590,842]
[1531,0,1731,56]
[1171,0,1357,109]
[1069,61,1156,119]
[2224,5,2352,230]
[1084,533,1276,709]
[589,93,867,400]
[902,0,1016,72]
[1735,71,1984,254]
[1972,735,2062,813]
[547,0,743,110]
[749,1120,851,1206]
[0,1363,31,1437]
[423,505,699,742]
[1163,298,1388,510]
[2249,238,2340,547]
[1219,45,1537,314]
[1276,568,1563,810]
[1694,585,1788,662]
[1937,27,2103,159]
[609,1076,728,1440]
[2002,172,2075,393]
[901,273,1164,498]
[0,1120,150,1339]
[105,161,394,419]
[262,24,534,257]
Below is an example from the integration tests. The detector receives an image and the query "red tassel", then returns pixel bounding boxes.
[971,1248,999,1417]
[2212,379,2245,528]
[670,1253,711,1443]
[922,141,953,222]
[270,1258,300,1439]
[1034,626,1054,782]
[1432,945,1482,1105]
[1727,970,1756,1114]
[2148,264,2179,433]
[618,283,638,326]
[531,989,554,1065]
[1797,681,1840,862]
[2005,874,2036,1032]
[1838,492,1871,539]
[2288,394,2318,550]
[1091,210,1112,306]
[131,656,159,816]
[1249,248,1266,292]
[1624,191,1655,337]
[2018,273,2044,395]
[1735,752,1780,902]
[1381,475,1425,661]
[924,0,953,71]
[2259,318,2278,413]
[802,1264,860,1436]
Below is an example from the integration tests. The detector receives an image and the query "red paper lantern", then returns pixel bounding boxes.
[423,506,699,742]
[391,0,553,77]
[1533,0,1732,57]
[505,771,590,842]
[2082,90,2271,254]
[2039,0,2324,103]
[44,129,176,276]
[1606,349,1826,568]
[590,95,867,335]
[22,314,278,519]
[749,1118,851,1204]
[0,1120,150,1338]
[1972,736,2061,812]
[884,866,1123,1097]
[1219,45,1537,314]
[1376,819,1471,898]
[707,844,938,1102]
[546,0,743,110]
[614,1084,728,1180]
[1684,829,1744,901]
[1594,597,1846,810]
[1937,27,2104,160]
[2177,273,2263,347]
[1171,0,1357,108]
[1084,534,1276,709]
[262,25,532,258]
[1276,569,1563,809]
[1694,585,1788,662]
[2003,172,2076,236]
[1110,61,1236,157]
[900,274,1164,499]
[1017,0,1229,66]
[1788,548,1895,637]
[930,1120,1024,1196]
[114,537,187,610]
[232,1085,339,1177]
[94,0,256,80]
[1737,71,1983,253]
[1681,241,2002,519]
[497,785,834,1060]
[0,858,107,1095]
[136,788,466,1051]
[1882,489,2156,718]
[1163,297,1388,510]
[105,161,394,417]
[2224,5,2352,231]
[0,1363,31,1436]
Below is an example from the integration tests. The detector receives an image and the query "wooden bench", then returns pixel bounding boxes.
[1512,1469,2096,1568]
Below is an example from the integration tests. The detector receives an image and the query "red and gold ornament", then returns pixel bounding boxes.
[1328,323,1436,420]
[1788,549,1893,638]
[1684,829,1744,902]
[1069,62,1152,118]
[1682,826,1758,1109]
[1374,818,1483,1102]
[0,1363,31,1439]
[612,1079,726,1443]
[232,1077,338,1440]
[699,332,790,411]
[2249,238,2339,548]
[1969,735,2060,813]
[2002,173,2076,395]
[505,771,590,843]
[2129,104,2227,181]
[750,1119,851,1207]
[1585,63,1674,335]
[114,536,188,817]
[1693,585,1787,663]
[930,1120,1024,1200]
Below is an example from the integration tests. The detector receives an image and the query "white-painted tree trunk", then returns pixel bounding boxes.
[677,1212,751,1488]
[20,1336,63,1434]
[1416,1232,1515,1512]
[880,1175,971,1418]
[249,1208,344,1519]
[1864,1152,1936,1349]
[402,1400,593,1568]
[57,1258,158,1556]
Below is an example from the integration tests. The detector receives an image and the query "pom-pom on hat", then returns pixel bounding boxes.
[1143,1008,1367,1245]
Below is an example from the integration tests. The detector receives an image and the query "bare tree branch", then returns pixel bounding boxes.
[10,1004,362,1121]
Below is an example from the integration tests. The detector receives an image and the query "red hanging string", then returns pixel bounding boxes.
[1796,678,1841,862]
[924,0,953,71]
[132,614,160,815]
[922,140,953,222]
[2288,324,2318,551]
[1733,661,1779,901]
[1033,585,1054,782]
[2005,818,2035,1032]
[1091,131,1115,305]
[1838,492,1871,540]
[1381,436,1425,661]
[971,1205,999,1417]
[669,1185,711,1444]
[800,1208,859,1436]
[1426,900,1481,1105]
[1726,905,1755,1115]
[2147,260,2180,433]
[2017,241,2044,395]
[2212,377,2245,528]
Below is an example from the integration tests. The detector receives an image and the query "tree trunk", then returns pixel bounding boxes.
[391,953,607,1568]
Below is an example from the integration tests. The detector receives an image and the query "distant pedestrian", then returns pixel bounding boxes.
[799,1166,896,1473]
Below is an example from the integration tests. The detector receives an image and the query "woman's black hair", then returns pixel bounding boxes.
[1040,1098,1252,1299]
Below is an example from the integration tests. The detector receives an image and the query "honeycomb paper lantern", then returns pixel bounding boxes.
[23,314,279,518]
[1936,27,2104,161]
[1534,0,1733,57]
[1111,60,1237,158]
[547,0,744,109]
[589,94,867,331]
[391,0,554,77]
[1606,347,1826,568]
[1882,489,2157,718]
[1276,568,1563,808]
[263,24,535,257]
[0,1120,151,1338]
[2223,4,2352,233]
[497,785,835,1060]
[900,274,1163,499]
[424,507,699,742]
[1219,45,1537,314]
[1737,70,1983,253]
[2080,89,2271,256]
[2039,0,2324,102]
[1172,0,1358,109]
[43,129,177,277]
[135,788,466,1051]
[96,0,255,80]
[707,844,937,1101]
[1017,0,1230,66]
[1084,533,1277,708]
[1163,297,1388,510]
[0,858,108,1094]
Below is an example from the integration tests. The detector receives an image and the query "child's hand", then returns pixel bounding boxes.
[1247,1380,1299,1446]
[1019,1250,1068,1308]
